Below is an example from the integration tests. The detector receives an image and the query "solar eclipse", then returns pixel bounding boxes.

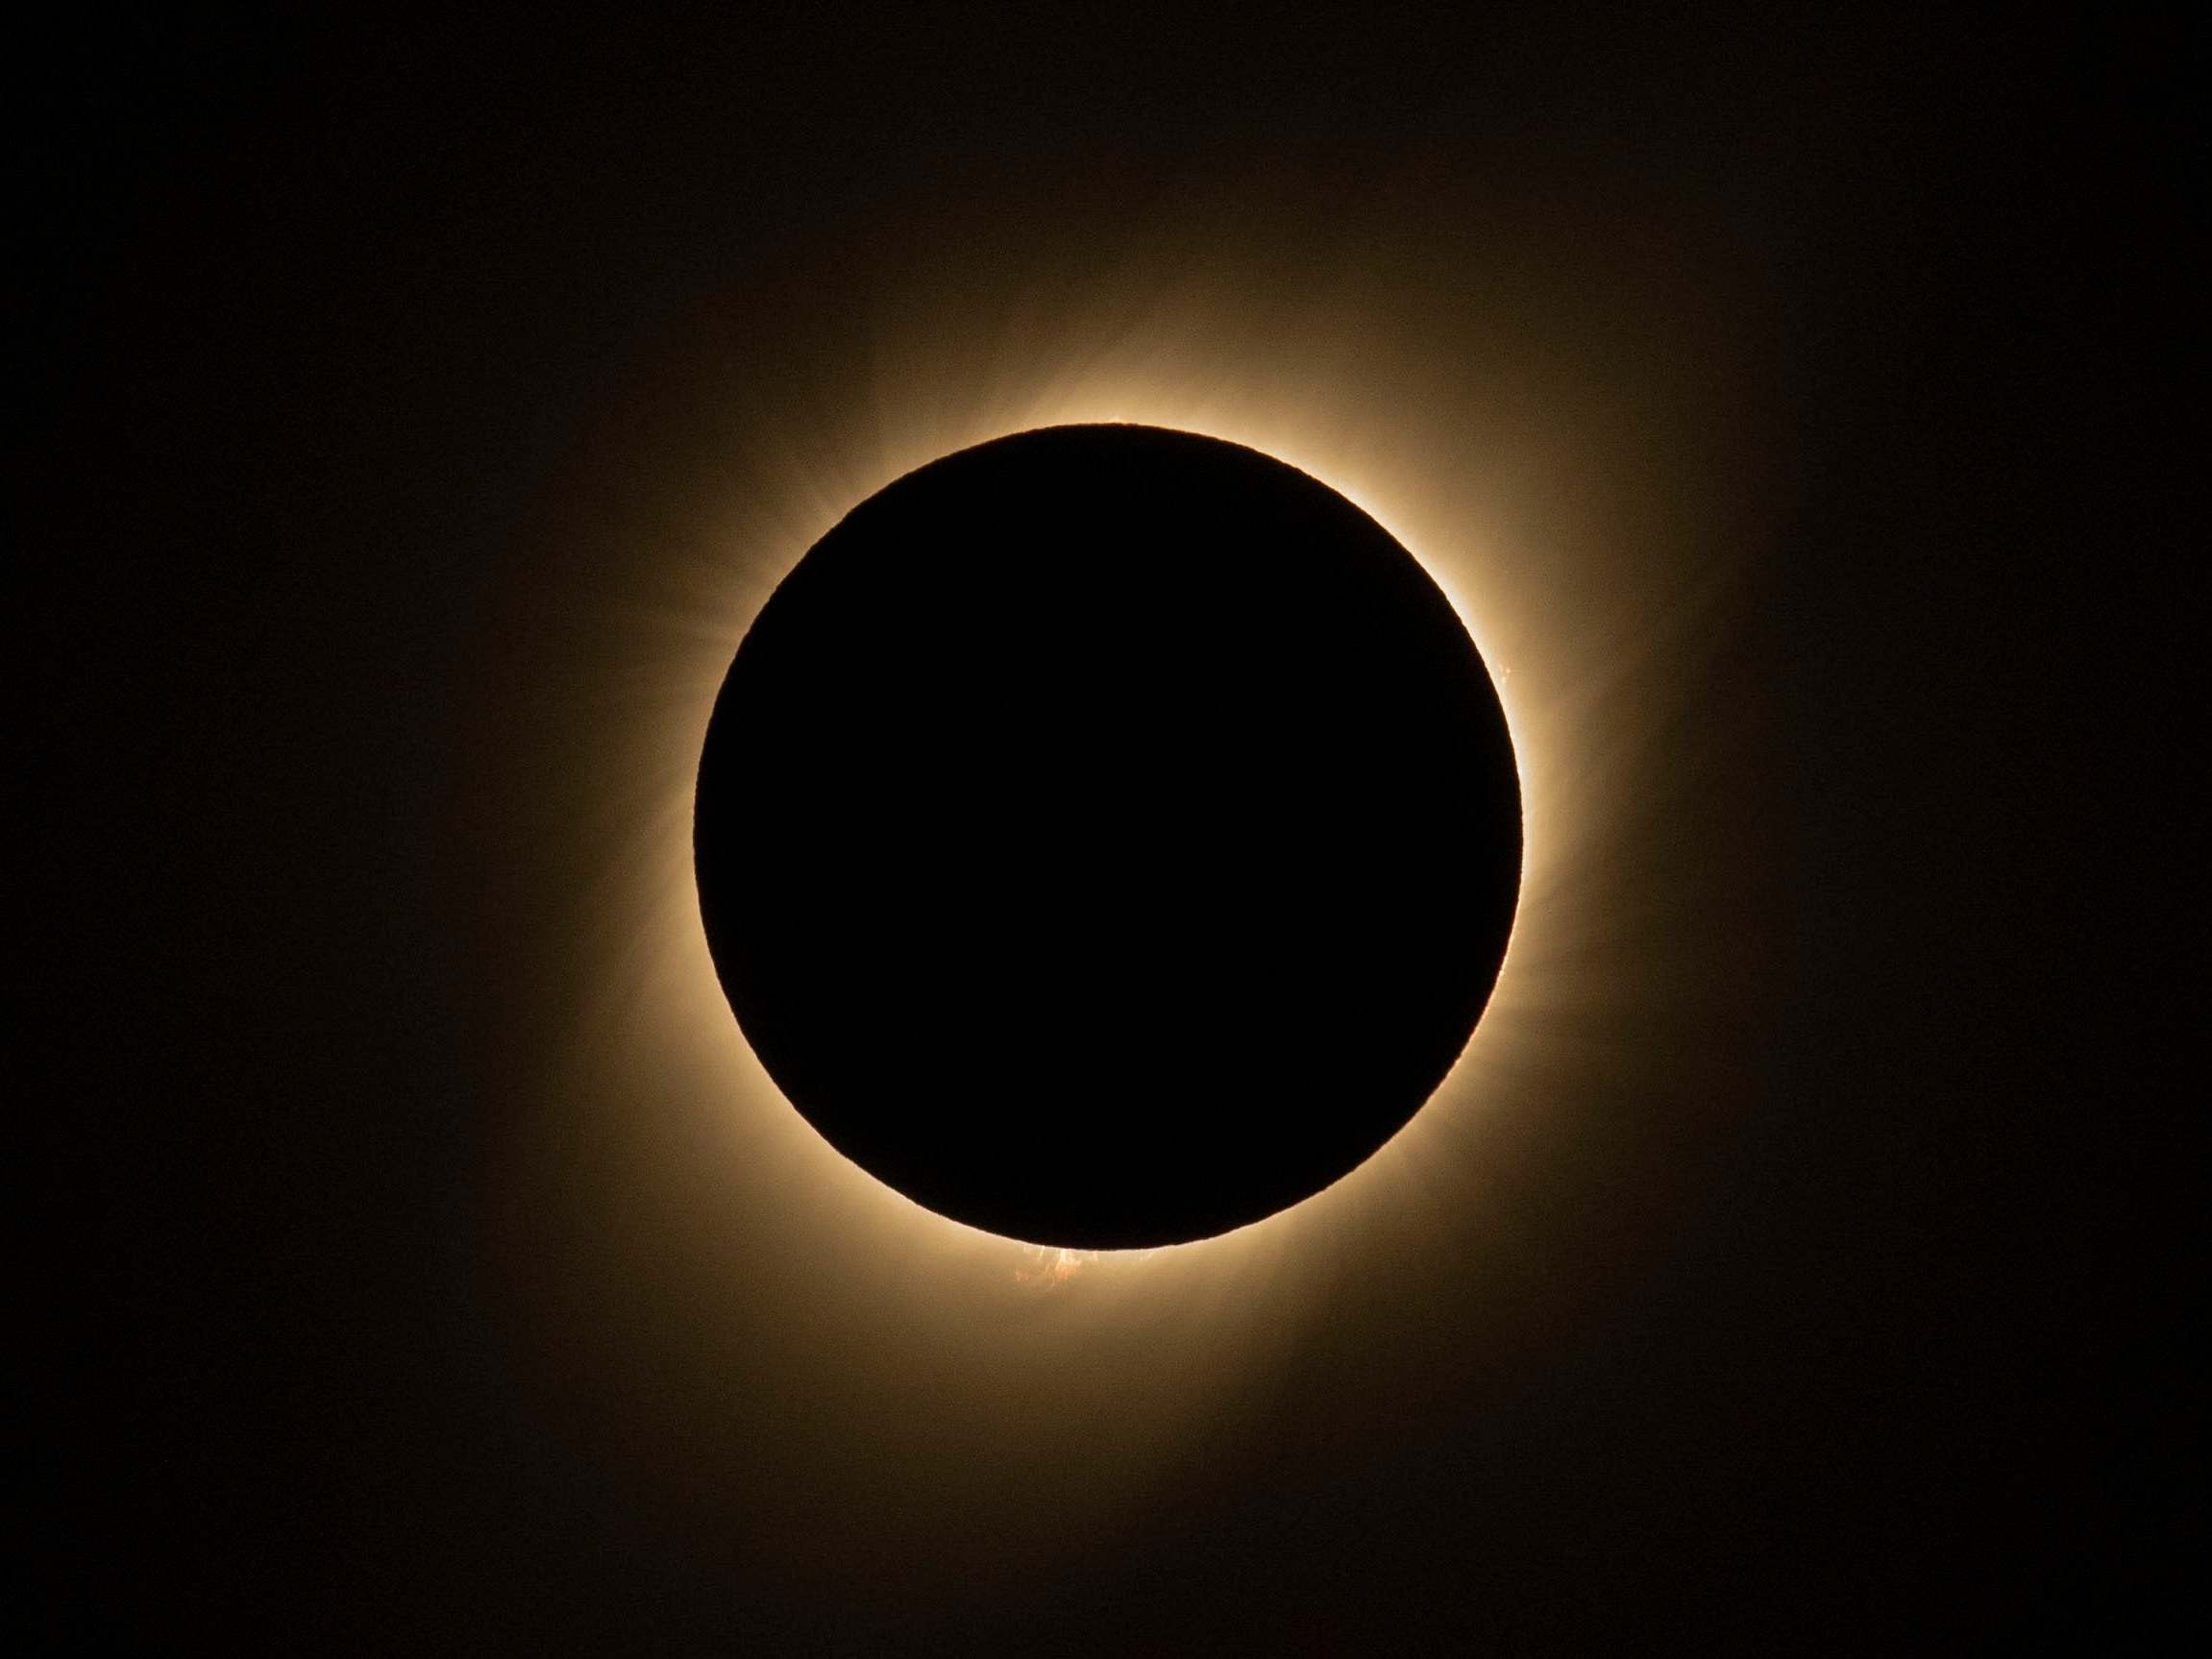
[36,12,2149,1649]
[694,425,1520,1248]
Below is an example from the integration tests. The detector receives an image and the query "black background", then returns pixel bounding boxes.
[22,6,2187,1652]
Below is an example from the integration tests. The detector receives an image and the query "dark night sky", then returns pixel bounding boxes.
[22,7,2188,1653]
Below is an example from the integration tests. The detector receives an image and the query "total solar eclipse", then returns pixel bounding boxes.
[695,425,1520,1249]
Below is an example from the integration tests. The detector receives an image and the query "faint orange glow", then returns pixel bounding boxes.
[519,242,1757,1368]
[483,182,1776,1601]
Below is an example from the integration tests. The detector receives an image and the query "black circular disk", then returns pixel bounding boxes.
[695,425,1519,1249]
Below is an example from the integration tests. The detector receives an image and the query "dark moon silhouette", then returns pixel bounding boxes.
[695,424,1519,1248]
